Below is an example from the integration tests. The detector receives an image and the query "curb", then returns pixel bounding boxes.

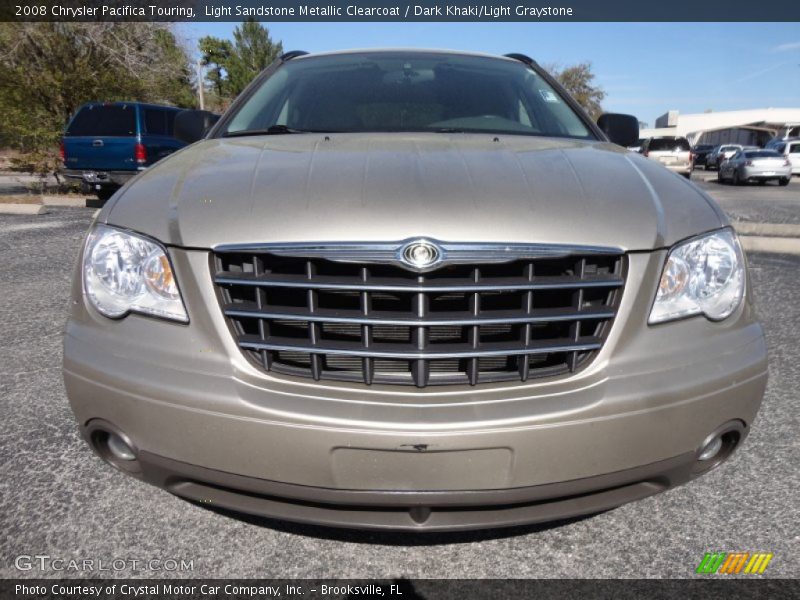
[733,222,800,238]
[41,195,90,207]
[0,204,47,215]
[733,221,800,255]
[739,236,800,256]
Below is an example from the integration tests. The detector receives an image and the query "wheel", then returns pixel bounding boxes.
[683,172,691,180]
[95,188,116,201]
[732,170,741,186]
[779,177,790,186]
[758,180,766,186]
[717,169,724,183]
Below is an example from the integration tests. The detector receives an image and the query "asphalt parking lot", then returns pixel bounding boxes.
[692,168,800,225]
[1,178,798,580]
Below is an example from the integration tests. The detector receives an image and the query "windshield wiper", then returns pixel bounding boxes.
[223,125,324,137]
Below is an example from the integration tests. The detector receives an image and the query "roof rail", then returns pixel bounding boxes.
[503,53,540,68]
[279,50,309,61]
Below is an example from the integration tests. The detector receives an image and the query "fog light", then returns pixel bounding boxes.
[86,421,142,475]
[698,436,723,461]
[107,433,136,461]
[692,421,745,475]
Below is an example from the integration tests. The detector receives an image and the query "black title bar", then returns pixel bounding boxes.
[4,0,800,21]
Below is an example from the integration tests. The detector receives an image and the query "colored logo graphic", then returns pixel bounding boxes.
[696,552,773,574]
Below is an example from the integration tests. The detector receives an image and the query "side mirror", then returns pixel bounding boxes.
[597,113,639,148]
[174,110,220,144]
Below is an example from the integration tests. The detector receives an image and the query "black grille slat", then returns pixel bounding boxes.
[252,256,273,370]
[306,261,322,380]
[467,268,481,386]
[360,267,374,386]
[568,258,587,373]
[412,283,430,388]
[518,262,535,382]
[214,250,624,387]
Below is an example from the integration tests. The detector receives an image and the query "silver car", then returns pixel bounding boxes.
[719,149,792,185]
[63,49,766,531]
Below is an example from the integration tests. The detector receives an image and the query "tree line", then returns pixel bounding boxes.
[0,21,605,177]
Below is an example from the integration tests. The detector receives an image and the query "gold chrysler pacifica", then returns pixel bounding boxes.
[63,49,767,531]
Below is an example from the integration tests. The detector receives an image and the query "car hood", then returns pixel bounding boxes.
[103,133,726,251]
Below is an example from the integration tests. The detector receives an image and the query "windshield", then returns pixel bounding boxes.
[220,52,594,139]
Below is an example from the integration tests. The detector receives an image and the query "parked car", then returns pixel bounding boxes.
[641,136,693,178]
[61,102,189,200]
[63,49,766,532]
[705,145,722,169]
[691,143,716,168]
[765,126,800,147]
[765,137,800,176]
[718,149,792,185]
[706,144,746,170]
[627,138,646,153]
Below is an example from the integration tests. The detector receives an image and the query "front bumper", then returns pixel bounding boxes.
[63,249,768,531]
[95,442,707,531]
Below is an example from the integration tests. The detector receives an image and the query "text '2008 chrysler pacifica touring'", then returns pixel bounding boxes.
[63,49,767,531]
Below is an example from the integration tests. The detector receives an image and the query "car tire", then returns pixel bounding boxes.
[779,177,790,186]
[683,172,691,180]
[732,170,741,186]
[96,188,116,202]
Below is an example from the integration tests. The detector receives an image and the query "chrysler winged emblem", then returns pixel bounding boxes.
[399,239,442,270]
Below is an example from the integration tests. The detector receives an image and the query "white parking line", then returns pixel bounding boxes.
[0,220,72,233]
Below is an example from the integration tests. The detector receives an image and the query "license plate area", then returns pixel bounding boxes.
[331,447,513,490]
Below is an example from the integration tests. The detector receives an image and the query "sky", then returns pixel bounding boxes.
[182,22,800,127]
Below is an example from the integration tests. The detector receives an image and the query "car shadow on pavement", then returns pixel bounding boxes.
[194,501,600,545]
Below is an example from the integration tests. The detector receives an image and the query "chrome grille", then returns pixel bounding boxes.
[212,245,624,387]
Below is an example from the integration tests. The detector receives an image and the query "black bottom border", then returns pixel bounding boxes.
[3,579,798,600]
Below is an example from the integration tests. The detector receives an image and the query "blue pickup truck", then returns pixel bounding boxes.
[61,102,187,200]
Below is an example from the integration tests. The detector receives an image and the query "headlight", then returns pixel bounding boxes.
[82,224,188,322]
[649,229,745,324]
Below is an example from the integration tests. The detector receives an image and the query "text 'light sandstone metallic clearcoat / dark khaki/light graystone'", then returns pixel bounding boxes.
[63,49,767,531]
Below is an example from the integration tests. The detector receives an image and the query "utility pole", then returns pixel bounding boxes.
[197,59,205,110]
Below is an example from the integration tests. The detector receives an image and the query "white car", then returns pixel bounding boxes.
[766,138,800,175]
